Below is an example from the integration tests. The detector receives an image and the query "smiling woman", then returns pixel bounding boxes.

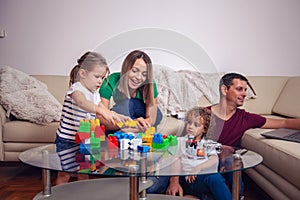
[99,50,162,133]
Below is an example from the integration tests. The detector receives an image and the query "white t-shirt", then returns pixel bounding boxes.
[56,82,101,141]
[177,136,218,173]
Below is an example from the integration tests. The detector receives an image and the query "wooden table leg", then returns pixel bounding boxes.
[232,154,242,200]
[129,164,139,200]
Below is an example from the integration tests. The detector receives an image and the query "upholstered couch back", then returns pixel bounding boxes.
[32,75,69,105]
[32,75,300,119]
[198,76,300,118]
[244,76,300,118]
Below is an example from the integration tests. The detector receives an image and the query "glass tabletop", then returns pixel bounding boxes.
[19,141,263,177]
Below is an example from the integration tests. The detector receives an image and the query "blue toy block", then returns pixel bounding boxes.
[137,145,150,153]
[80,143,90,154]
[153,133,163,144]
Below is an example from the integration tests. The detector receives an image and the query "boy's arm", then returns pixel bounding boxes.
[166,176,183,196]
[166,156,183,196]
[191,155,219,174]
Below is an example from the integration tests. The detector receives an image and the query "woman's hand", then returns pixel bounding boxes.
[136,117,151,132]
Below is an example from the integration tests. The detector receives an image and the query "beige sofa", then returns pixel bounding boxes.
[1,75,299,199]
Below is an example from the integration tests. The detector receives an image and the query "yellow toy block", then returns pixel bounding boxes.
[115,119,137,128]
[142,135,153,143]
[116,121,124,128]
[90,118,100,131]
[145,127,155,135]
[125,120,137,127]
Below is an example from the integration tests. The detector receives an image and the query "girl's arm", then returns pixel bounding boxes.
[71,91,115,124]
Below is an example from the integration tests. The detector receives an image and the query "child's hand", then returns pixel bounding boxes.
[97,108,116,125]
[113,112,131,123]
[185,175,197,183]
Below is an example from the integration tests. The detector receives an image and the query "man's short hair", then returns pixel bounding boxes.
[219,73,255,95]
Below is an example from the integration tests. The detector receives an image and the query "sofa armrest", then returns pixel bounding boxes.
[0,105,6,126]
[0,105,6,161]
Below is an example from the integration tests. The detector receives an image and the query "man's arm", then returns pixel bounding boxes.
[262,118,300,129]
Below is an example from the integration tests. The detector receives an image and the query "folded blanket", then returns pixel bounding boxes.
[0,66,62,125]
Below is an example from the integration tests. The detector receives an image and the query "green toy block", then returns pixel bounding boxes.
[79,120,90,132]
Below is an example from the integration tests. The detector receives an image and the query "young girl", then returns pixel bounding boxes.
[55,51,126,185]
[166,107,232,200]
[100,50,162,133]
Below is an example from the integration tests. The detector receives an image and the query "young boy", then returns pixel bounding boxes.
[166,107,231,200]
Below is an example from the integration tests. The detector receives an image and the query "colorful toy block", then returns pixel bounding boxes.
[115,119,137,128]
[79,119,90,132]
[145,127,155,135]
[137,145,150,153]
[75,118,106,173]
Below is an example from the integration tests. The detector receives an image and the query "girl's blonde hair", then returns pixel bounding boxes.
[117,50,154,105]
[69,51,109,86]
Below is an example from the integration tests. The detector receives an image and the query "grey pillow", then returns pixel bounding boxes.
[0,66,62,125]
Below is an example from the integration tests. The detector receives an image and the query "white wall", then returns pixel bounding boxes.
[0,0,300,76]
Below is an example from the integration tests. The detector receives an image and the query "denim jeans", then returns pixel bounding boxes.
[146,176,170,194]
[180,174,232,200]
[111,98,163,126]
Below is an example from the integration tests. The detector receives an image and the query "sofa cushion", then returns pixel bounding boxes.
[3,121,58,143]
[272,76,300,118]
[241,126,300,189]
[156,116,185,137]
[242,76,289,115]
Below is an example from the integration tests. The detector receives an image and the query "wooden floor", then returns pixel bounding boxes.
[0,162,272,200]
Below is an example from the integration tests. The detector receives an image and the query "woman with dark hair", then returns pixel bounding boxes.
[99,50,162,133]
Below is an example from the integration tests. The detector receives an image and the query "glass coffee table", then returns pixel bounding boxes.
[19,142,262,200]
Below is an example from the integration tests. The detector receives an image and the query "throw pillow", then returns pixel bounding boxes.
[0,66,62,125]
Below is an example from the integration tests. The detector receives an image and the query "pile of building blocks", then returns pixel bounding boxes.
[75,119,178,173]
[108,130,178,153]
[75,119,106,173]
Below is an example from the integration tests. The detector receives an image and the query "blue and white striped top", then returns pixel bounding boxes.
[56,82,100,141]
